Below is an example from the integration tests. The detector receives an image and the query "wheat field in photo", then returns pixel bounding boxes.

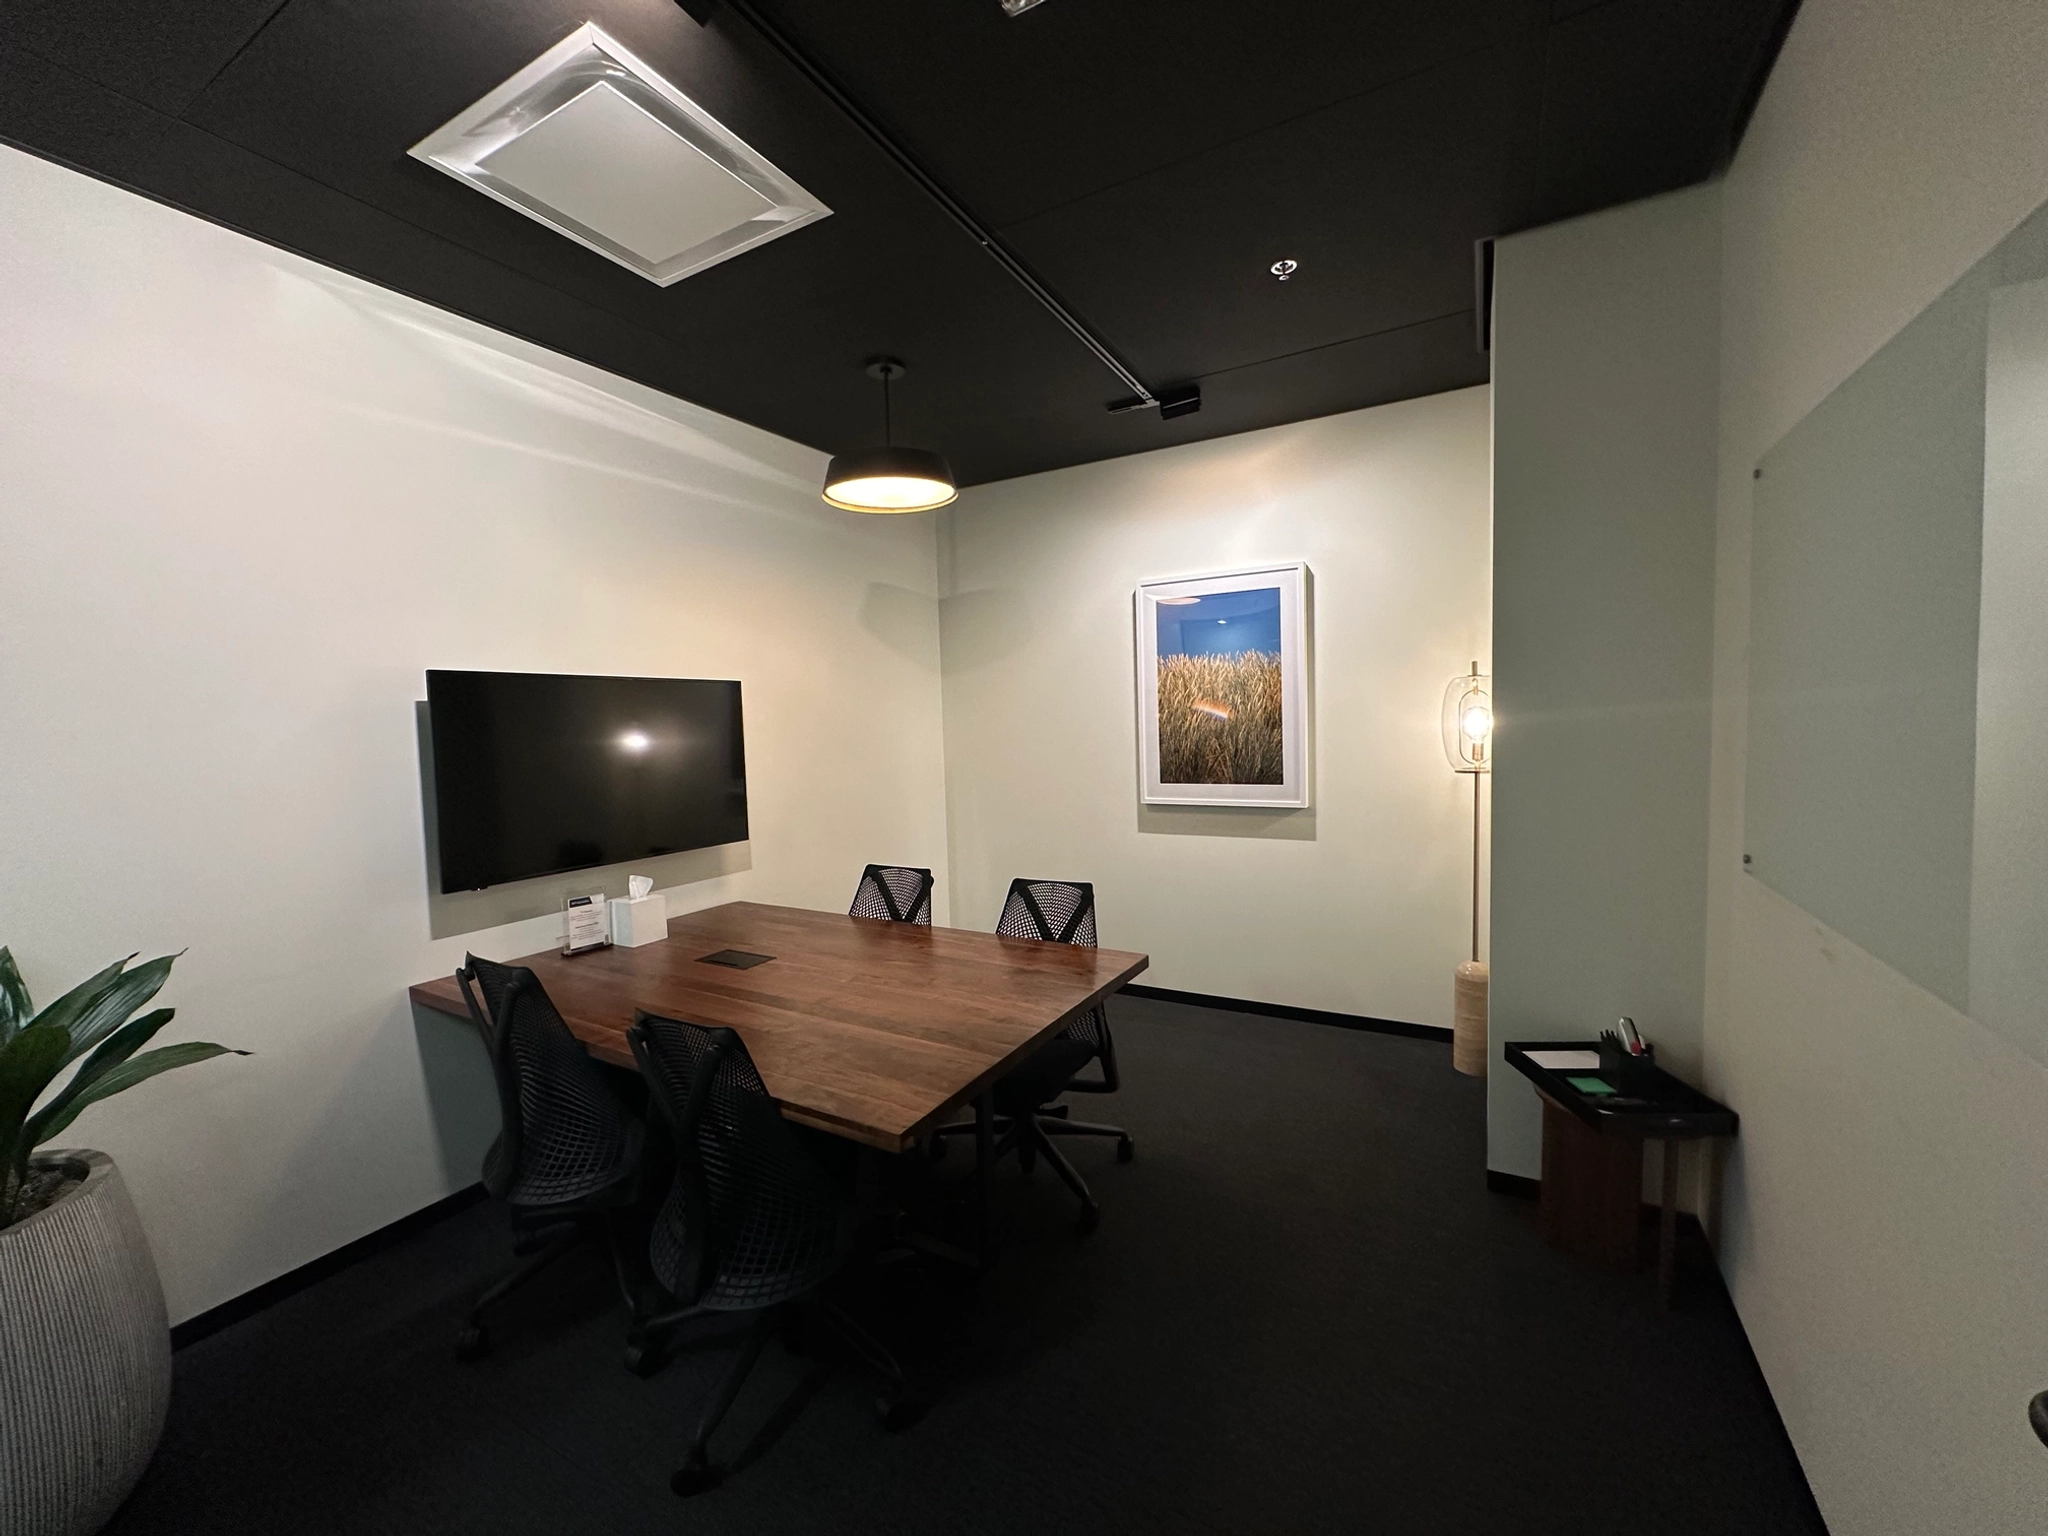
[1157,652,1284,784]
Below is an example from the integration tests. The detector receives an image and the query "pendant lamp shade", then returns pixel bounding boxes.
[822,445,957,513]
[823,356,957,513]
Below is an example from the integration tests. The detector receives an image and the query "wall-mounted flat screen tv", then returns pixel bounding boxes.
[426,670,747,892]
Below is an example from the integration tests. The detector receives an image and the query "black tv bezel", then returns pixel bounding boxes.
[425,668,748,893]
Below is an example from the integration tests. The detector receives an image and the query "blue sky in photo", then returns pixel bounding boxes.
[1155,586,1282,658]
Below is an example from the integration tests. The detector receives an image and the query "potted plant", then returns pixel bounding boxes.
[0,948,241,1536]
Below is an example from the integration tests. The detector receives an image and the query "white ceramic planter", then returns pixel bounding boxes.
[0,1151,172,1536]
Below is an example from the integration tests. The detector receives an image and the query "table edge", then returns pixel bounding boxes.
[407,927,1153,1153]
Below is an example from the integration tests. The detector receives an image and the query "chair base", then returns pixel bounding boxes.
[931,1106,1132,1232]
[456,1207,638,1362]
[641,1289,925,1496]
[1042,1116,1136,1163]
[671,1460,727,1497]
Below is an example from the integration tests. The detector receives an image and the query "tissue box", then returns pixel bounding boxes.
[608,892,668,948]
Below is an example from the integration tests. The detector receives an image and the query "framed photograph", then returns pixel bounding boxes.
[1135,563,1310,807]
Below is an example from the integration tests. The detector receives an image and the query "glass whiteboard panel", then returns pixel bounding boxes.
[1747,201,2048,1061]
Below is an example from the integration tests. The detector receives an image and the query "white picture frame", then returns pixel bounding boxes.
[1135,563,1311,807]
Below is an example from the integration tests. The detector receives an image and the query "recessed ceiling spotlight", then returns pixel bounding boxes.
[1271,259,1299,281]
[1001,0,1051,14]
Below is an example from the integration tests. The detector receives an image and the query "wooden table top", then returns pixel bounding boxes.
[409,900,1149,1152]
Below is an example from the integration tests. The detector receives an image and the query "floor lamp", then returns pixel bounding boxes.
[1442,664,1492,1075]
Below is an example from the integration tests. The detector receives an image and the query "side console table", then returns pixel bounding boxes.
[1504,1042,1739,1307]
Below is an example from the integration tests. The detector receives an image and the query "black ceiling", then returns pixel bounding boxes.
[0,0,1795,486]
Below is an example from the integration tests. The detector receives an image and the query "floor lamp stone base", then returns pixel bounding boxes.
[1454,961,1489,1076]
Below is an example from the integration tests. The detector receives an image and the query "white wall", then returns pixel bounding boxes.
[937,389,1491,1026]
[1708,1,2048,1530]
[1487,184,1722,1180]
[0,145,950,1324]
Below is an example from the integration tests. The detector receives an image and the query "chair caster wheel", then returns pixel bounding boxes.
[1076,1204,1100,1235]
[1116,1137,1135,1163]
[454,1323,489,1362]
[670,1459,725,1497]
[878,1393,928,1433]
[623,1343,663,1377]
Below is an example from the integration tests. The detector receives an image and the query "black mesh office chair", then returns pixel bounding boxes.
[452,955,645,1360]
[849,864,934,924]
[933,879,1132,1232]
[627,1012,920,1496]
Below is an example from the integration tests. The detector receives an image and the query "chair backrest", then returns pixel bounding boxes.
[997,878,1099,946]
[996,879,1116,1079]
[628,1013,845,1311]
[849,864,934,925]
[457,955,636,1207]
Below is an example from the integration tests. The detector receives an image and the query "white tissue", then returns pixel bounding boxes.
[628,875,653,900]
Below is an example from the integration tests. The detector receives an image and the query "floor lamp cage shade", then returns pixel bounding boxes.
[1444,664,1492,1077]
[1442,669,1493,773]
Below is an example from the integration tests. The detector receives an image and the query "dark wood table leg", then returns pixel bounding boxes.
[1539,1094,1642,1270]
[1657,1139,1680,1310]
[974,1090,994,1260]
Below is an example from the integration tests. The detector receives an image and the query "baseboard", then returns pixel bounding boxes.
[1118,984,1451,1042]
[1486,1169,1541,1199]
[170,1183,488,1351]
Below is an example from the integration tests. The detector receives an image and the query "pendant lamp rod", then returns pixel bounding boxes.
[691,0,1159,410]
[867,355,907,442]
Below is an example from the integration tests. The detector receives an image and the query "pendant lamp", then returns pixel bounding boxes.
[822,359,958,513]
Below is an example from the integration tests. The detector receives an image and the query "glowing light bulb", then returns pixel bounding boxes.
[1461,706,1492,741]
[619,730,651,754]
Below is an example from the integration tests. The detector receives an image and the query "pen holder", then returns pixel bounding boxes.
[1599,1037,1660,1093]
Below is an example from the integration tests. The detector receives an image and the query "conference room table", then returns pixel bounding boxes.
[409,899,1150,1251]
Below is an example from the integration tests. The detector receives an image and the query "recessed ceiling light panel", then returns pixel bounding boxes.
[409,23,830,286]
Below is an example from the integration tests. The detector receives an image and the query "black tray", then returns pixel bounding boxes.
[1503,1040,1739,1139]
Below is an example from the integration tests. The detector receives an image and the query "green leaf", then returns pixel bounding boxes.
[24,1007,175,1150]
[0,1025,71,1182]
[26,956,133,1048]
[0,949,31,1046]
[56,953,179,1068]
[28,1041,243,1149]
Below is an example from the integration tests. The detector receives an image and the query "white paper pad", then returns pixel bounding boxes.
[1525,1049,1601,1071]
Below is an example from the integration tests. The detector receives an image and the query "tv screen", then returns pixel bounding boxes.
[426,670,748,892]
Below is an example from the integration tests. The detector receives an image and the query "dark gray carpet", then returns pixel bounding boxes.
[105,995,1825,1535]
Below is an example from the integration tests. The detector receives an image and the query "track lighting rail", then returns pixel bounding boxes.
[684,0,1183,414]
